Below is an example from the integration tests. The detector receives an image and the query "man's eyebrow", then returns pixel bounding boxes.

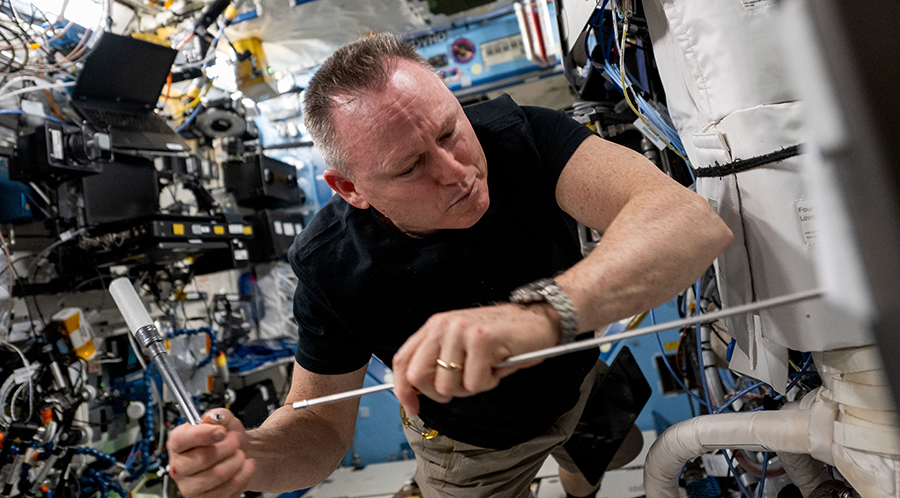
[383,110,459,173]
[441,109,457,131]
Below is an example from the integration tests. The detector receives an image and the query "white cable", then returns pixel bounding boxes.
[27,228,87,282]
[0,347,38,425]
[0,81,75,102]
[0,76,54,95]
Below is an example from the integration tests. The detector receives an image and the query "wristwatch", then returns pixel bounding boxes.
[509,278,579,345]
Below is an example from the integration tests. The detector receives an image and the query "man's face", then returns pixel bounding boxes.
[327,59,489,237]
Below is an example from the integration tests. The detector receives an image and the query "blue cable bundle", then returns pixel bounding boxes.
[580,3,690,161]
[82,467,129,498]
[123,364,157,482]
[73,447,118,468]
[686,476,723,498]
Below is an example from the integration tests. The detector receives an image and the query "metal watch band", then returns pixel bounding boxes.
[510,278,579,345]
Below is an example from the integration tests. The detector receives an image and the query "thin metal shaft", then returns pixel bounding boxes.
[292,383,395,410]
[291,288,823,410]
[498,288,823,367]
[137,325,203,425]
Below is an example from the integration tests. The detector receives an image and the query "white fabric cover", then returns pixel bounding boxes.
[642,0,873,387]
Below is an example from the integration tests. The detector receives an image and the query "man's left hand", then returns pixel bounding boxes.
[392,303,559,416]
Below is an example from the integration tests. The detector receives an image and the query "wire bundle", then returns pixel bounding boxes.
[582,1,691,164]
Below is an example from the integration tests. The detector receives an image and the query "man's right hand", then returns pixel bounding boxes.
[167,408,256,498]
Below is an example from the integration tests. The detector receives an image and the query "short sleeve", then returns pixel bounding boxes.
[291,262,372,374]
[522,106,596,185]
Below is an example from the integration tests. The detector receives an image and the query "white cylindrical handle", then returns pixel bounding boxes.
[109,277,153,332]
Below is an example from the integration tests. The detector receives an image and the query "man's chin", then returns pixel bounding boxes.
[456,194,490,229]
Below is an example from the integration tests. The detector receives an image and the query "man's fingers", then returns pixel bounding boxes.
[201,408,245,433]
[393,329,428,416]
[396,385,422,417]
[227,458,256,498]
[172,432,242,477]
[434,325,468,398]
[404,326,451,405]
[181,449,246,494]
[167,423,227,454]
[185,456,255,498]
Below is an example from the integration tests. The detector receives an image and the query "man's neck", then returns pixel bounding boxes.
[373,209,436,239]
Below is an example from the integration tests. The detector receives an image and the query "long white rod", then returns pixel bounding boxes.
[292,288,823,410]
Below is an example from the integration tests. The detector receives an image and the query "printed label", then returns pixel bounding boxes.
[795,198,818,246]
[49,128,64,160]
[740,0,775,9]
[633,118,666,150]
[481,35,526,67]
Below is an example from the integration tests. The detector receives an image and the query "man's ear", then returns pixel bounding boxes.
[323,169,371,210]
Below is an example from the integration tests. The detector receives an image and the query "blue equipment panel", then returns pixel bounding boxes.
[600,299,698,435]
[409,6,562,96]
[0,158,33,224]
[341,357,409,467]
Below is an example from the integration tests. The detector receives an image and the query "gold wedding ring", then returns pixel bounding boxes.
[436,358,463,371]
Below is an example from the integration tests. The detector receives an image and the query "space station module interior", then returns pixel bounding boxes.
[0,0,898,497]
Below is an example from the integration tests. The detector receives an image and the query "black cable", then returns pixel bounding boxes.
[29,292,45,326]
[0,27,18,73]
[4,0,39,58]
[710,323,730,347]
[0,23,27,73]
[6,256,38,334]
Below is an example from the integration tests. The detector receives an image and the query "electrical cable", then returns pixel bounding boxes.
[615,19,691,165]
[650,309,711,408]
[715,380,767,414]
[175,102,203,132]
[0,81,74,103]
[693,277,717,412]
[0,107,62,122]
[25,228,86,283]
[774,355,814,401]
[725,449,754,498]
[757,452,769,498]
[0,230,14,334]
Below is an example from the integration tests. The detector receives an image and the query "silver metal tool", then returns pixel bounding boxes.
[110,277,203,425]
[292,288,823,411]
[498,288,824,367]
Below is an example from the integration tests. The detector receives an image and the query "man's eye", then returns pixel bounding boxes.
[440,130,453,141]
[399,165,415,176]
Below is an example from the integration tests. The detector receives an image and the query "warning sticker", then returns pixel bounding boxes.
[795,198,818,246]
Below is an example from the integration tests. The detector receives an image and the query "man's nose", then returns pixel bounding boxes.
[433,147,468,185]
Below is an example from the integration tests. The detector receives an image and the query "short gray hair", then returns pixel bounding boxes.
[304,33,433,175]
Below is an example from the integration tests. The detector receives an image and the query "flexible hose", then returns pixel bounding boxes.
[643,391,838,498]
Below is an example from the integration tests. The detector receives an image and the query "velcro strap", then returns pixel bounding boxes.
[834,420,900,455]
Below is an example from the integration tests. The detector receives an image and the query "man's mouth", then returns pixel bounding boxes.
[450,181,477,209]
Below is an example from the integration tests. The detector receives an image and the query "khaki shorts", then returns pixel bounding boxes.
[404,358,644,498]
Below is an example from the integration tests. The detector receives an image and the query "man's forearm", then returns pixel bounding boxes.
[559,191,732,332]
[243,403,352,492]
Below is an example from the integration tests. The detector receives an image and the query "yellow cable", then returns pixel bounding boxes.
[184,78,214,110]
[618,23,691,166]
